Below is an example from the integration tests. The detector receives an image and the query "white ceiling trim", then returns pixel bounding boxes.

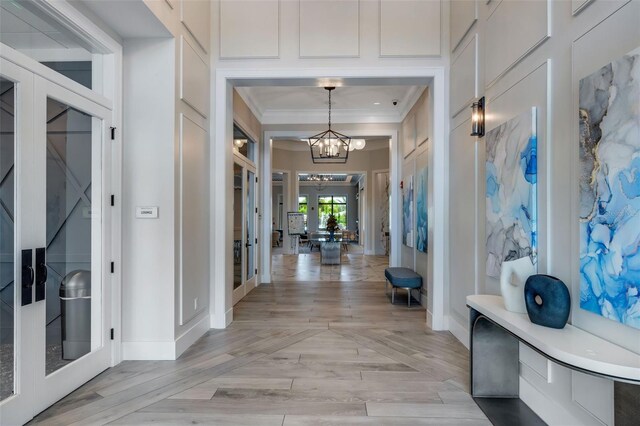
[260,108,407,125]
[235,86,265,122]
[398,86,424,121]
[235,85,427,125]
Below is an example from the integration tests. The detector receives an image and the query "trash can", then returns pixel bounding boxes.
[60,270,91,360]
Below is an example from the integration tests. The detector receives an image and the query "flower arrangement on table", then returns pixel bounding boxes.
[326,214,339,241]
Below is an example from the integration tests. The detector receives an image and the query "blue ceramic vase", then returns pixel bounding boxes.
[524,274,571,329]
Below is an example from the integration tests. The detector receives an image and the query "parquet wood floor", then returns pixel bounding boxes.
[30,278,487,425]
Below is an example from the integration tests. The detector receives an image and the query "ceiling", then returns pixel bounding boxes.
[236,85,425,125]
[75,0,169,39]
[0,1,91,53]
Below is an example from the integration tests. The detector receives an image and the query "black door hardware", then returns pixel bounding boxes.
[21,249,34,306]
[35,248,46,302]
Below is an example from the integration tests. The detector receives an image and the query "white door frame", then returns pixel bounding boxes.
[0,0,124,365]
[212,67,448,331]
[0,57,113,426]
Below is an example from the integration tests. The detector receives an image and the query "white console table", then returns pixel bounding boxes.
[467,295,640,426]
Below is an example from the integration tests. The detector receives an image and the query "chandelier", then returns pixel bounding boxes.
[308,87,351,164]
[307,174,333,191]
[308,174,332,182]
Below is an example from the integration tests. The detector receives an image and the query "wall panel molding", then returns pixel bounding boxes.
[571,372,614,425]
[451,34,477,117]
[179,114,209,326]
[180,36,209,118]
[572,0,594,16]
[299,0,359,58]
[181,0,210,52]
[379,0,441,57]
[485,0,549,87]
[220,0,280,59]
[450,0,477,52]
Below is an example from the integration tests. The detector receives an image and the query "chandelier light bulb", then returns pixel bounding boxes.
[352,139,366,150]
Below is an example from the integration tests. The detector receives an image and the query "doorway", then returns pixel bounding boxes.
[1,59,113,425]
[214,69,447,330]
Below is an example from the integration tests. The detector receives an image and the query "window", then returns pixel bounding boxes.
[318,195,347,229]
[233,124,256,162]
[298,196,308,232]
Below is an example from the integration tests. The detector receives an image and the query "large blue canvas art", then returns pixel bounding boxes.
[579,47,640,329]
[416,166,428,253]
[486,108,538,279]
[402,175,413,248]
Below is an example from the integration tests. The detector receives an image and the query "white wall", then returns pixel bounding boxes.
[399,89,433,316]
[214,0,446,67]
[448,1,640,424]
[122,37,176,353]
[121,0,211,360]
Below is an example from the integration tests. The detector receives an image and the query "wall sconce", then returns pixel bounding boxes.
[470,97,485,137]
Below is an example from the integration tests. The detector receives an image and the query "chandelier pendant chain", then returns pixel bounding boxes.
[328,87,332,130]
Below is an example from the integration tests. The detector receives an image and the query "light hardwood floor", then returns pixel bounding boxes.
[29,278,488,425]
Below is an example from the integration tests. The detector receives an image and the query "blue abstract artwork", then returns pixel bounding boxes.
[416,166,428,253]
[402,175,413,248]
[485,108,538,279]
[579,47,640,329]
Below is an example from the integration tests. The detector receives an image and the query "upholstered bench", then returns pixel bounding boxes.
[384,267,422,307]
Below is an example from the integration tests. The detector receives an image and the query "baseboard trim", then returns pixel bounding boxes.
[212,307,233,329]
[448,315,469,349]
[420,292,428,308]
[122,341,176,360]
[175,314,209,358]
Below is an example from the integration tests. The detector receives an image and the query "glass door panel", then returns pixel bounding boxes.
[233,162,243,290]
[246,170,255,281]
[45,98,96,375]
[0,54,111,426]
[0,78,15,402]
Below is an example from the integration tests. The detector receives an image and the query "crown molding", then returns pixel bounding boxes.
[398,86,424,121]
[234,87,265,122]
[237,85,426,125]
[261,108,404,125]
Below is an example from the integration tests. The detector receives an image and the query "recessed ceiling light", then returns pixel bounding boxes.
[373,102,381,105]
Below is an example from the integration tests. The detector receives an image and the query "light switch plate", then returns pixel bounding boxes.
[136,206,159,219]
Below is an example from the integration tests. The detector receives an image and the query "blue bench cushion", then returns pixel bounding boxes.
[384,267,422,289]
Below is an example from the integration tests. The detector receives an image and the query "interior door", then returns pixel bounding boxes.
[0,59,112,425]
[245,168,257,291]
[232,160,245,305]
[232,157,258,305]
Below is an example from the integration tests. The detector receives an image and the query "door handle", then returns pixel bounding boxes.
[35,247,46,302]
[245,243,252,248]
[21,249,33,306]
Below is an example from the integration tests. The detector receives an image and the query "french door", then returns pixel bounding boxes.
[232,155,258,305]
[0,58,112,425]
